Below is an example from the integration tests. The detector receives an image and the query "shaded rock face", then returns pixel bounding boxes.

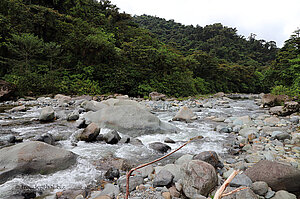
[172,106,197,122]
[181,160,217,197]
[39,106,55,122]
[0,80,15,101]
[103,130,121,144]
[83,100,177,137]
[193,151,223,169]
[77,123,100,142]
[153,170,174,187]
[149,142,171,153]
[0,141,77,184]
[261,94,289,107]
[244,160,300,193]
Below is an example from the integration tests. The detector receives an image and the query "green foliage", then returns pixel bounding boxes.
[0,0,297,98]
[134,15,278,66]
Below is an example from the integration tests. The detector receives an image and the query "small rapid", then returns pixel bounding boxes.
[0,95,264,198]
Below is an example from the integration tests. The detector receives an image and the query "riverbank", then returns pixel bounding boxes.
[0,93,299,199]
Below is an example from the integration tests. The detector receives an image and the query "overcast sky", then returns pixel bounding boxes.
[110,0,300,47]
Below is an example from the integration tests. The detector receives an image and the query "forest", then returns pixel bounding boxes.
[0,0,299,97]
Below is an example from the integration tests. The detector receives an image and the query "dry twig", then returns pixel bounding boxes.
[214,170,249,199]
[221,187,248,197]
[125,136,202,199]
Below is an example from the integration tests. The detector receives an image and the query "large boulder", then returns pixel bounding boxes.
[39,106,55,122]
[193,151,223,169]
[284,101,299,114]
[0,80,15,101]
[181,160,217,197]
[149,142,171,153]
[149,92,166,101]
[83,99,177,137]
[244,160,300,193]
[172,106,197,122]
[54,94,71,106]
[77,123,100,142]
[0,141,77,184]
[261,94,289,107]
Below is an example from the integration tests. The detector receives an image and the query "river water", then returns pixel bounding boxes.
[0,96,263,198]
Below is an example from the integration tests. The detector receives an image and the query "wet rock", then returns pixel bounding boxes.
[0,80,15,101]
[149,92,166,101]
[149,142,171,153]
[77,123,100,142]
[132,165,154,178]
[220,127,231,133]
[76,118,86,128]
[271,190,297,199]
[229,173,252,187]
[39,106,55,122]
[181,160,217,197]
[83,99,177,137]
[103,130,121,144]
[244,160,300,193]
[130,138,144,146]
[172,106,197,122]
[104,167,120,180]
[35,133,55,145]
[193,151,223,169]
[8,105,26,113]
[117,175,144,192]
[0,141,77,184]
[153,170,174,187]
[251,181,268,196]
[164,137,175,143]
[67,110,80,121]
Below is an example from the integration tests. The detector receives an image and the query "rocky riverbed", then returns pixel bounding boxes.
[0,93,299,199]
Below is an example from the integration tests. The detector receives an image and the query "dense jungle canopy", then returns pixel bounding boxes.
[0,0,299,97]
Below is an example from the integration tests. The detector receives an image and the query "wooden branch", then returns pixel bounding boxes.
[125,136,202,199]
[221,187,248,197]
[214,170,239,199]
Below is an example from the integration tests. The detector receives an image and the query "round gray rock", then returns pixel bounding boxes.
[153,169,174,187]
[251,181,268,196]
[39,106,55,121]
[181,160,217,197]
[0,141,77,184]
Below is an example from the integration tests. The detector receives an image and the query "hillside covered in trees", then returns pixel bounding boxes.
[0,0,299,97]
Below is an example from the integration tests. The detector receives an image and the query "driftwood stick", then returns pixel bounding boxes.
[213,170,239,199]
[125,136,202,199]
[221,187,248,197]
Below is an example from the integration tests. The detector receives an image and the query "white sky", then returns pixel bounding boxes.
[110,0,300,47]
